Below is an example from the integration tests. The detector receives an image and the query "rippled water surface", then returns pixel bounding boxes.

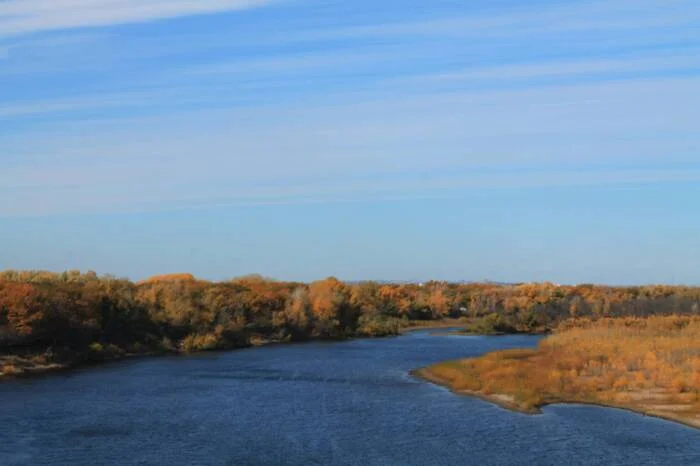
[1,330,699,465]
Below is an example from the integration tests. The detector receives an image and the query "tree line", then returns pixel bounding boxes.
[1,270,700,361]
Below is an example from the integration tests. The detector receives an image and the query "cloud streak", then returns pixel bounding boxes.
[0,0,276,38]
[285,0,698,42]
[3,167,700,217]
[4,51,699,120]
[2,71,699,218]
[2,0,699,218]
[407,55,700,83]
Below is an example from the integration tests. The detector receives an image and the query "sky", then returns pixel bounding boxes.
[1,0,699,284]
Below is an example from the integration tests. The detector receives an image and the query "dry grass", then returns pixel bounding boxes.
[0,354,66,377]
[417,316,700,428]
[399,318,469,332]
[1,362,24,376]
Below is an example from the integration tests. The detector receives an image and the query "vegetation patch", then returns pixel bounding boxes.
[416,316,700,429]
[2,270,700,377]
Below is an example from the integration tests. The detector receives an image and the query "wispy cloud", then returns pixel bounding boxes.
[4,167,700,217]
[2,0,699,218]
[4,49,699,120]
[2,71,699,218]
[0,86,223,118]
[0,0,277,38]
[187,46,404,76]
[407,55,700,83]
[0,92,147,117]
[285,0,697,42]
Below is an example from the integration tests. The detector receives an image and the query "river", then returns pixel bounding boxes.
[1,330,699,465]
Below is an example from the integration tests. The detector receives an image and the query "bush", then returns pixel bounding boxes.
[2,363,23,376]
[357,316,401,337]
[181,333,221,352]
[88,342,105,354]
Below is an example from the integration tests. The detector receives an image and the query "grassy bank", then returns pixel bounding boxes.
[398,317,470,332]
[414,316,700,429]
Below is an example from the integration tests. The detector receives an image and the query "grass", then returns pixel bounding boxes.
[399,317,471,332]
[0,353,65,378]
[415,316,700,429]
[1,363,24,376]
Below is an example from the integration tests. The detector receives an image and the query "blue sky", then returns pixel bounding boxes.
[1,0,699,284]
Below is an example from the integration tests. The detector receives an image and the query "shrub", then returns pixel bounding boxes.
[2,363,23,376]
[89,342,105,353]
[181,333,221,352]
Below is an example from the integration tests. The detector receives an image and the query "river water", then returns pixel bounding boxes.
[1,330,699,465]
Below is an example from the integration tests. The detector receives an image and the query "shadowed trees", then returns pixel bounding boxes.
[1,270,700,363]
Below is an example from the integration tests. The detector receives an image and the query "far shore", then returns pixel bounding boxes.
[412,367,700,430]
[398,318,470,333]
[1,319,472,380]
[0,349,169,380]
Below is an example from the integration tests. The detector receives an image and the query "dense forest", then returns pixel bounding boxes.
[417,316,700,428]
[2,270,700,375]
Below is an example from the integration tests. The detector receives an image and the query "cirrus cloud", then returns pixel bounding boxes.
[0,0,278,38]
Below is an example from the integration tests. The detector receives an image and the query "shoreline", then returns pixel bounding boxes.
[412,367,700,431]
[1,320,467,381]
[397,319,470,333]
[0,349,172,380]
[411,367,539,414]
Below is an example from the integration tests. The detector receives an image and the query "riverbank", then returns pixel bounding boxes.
[412,366,535,413]
[413,316,700,430]
[1,353,67,378]
[413,366,700,430]
[0,347,171,380]
[398,318,469,333]
[0,319,467,380]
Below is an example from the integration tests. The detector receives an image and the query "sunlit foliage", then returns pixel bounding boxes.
[1,270,700,377]
[420,316,700,427]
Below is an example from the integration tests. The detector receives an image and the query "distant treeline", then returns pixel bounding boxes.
[1,270,700,359]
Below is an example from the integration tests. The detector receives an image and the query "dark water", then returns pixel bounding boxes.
[1,330,699,466]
